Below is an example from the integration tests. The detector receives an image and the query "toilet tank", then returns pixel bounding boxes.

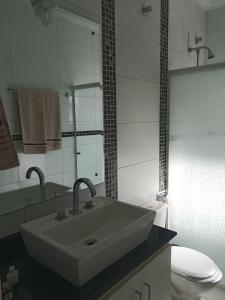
[146,201,167,228]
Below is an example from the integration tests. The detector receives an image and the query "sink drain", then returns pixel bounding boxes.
[85,239,97,246]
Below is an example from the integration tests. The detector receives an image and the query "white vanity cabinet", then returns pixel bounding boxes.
[103,245,171,300]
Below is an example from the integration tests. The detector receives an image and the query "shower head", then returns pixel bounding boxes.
[207,48,215,59]
[188,45,215,61]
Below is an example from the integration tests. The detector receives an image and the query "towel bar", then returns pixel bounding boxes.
[7,87,71,98]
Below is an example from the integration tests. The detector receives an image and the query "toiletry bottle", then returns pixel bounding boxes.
[6,266,18,287]
[2,282,13,300]
[0,272,2,300]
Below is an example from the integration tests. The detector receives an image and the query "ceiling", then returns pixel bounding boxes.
[196,0,225,10]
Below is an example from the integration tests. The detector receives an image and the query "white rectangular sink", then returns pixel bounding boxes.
[21,198,156,286]
[0,183,71,215]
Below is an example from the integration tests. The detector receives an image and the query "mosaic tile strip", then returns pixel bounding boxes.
[62,130,104,137]
[102,0,118,200]
[12,131,104,141]
[159,0,169,195]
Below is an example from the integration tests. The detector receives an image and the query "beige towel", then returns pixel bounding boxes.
[17,88,61,154]
[0,97,19,170]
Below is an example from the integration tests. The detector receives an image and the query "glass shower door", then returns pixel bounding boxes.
[168,64,225,286]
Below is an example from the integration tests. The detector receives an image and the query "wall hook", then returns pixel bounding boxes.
[141,5,152,16]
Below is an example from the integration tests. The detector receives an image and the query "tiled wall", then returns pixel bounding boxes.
[0,0,104,193]
[169,0,206,70]
[159,0,169,194]
[207,6,225,64]
[102,0,118,200]
[116,0,160,206]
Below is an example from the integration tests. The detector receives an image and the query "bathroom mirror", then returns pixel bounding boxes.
[0,0,104,224]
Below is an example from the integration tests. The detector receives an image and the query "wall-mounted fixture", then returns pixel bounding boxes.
[188,32,215,66]
[195,35,203,44]
[31,0,60,26]
[188,46,215,66]
[141,5,152,16]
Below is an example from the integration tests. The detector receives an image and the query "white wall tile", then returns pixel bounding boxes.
[0,183,20,193]
[12,58,60,89]
[194,2,206,34]
[0,55,12,89]
[75,96,95,122]
[95,97,103,129]
[206,7,225,64]
[68,0,101,17]
[0,167,18,186]
[62,137,75,148]
[63,170,76,188]
[171,0,196,24]
[96,141,104,164]
[61,121,74,132]
[115,0,160,43]
[116,25,160,83]
[118,122,159,168]
[77,143,96,169]
[46,173,64,185]
[75,87,95,98]
[11,25,58,65]
[60,67,94,93]
[118,159,159,204]
[46,150,63,176]
[77,135,97,145]
[117,76,159,123]
[8,0,56,35]
[63,147,76,172]
[76,122,96,131]
[0,0,9,22]
[207,31,225,64]
[168,48,182,70]
[58,40,93,73]
[0,89,20,132]
[60,95,74,123]
[57,15,93,48]
[0,21,10,57]
[207,6,225,33]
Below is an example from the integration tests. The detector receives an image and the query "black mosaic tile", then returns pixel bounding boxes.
[12,131,104,141]
[159,0,169,195]
[102,0,118,200]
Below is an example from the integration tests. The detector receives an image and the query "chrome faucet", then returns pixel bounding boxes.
[26,166,47,200]
[70,178,96,215]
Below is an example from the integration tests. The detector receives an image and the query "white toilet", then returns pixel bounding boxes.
[147,200,223,300]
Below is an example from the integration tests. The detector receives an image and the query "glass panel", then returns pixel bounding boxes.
[169,65,225,285]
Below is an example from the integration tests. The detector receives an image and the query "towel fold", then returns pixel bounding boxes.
[17,88,61,154]
[0,97,19,170]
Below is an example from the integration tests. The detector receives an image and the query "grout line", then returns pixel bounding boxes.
[116,74,160,85]
[118,158,159,170]
[117,121,159,125]
[116,73,160,85]
[115,24,160,46]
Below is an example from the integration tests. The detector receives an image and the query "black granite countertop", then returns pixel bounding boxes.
[0,226,176,300]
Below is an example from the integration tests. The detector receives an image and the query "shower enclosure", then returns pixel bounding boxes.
[168,63,225,286]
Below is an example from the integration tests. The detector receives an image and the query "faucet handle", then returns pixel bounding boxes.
[69,208,82,216]
[55,209,67,221]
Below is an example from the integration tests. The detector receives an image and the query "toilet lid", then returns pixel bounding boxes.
[171,246,217,279]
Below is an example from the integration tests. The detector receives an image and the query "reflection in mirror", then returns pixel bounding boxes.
[169,3,225,70]
[0,0,104,237]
